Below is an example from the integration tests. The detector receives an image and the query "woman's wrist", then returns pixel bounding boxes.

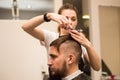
[43,13,51,22]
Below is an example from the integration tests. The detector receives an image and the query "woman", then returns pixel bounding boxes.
[22,3,100,72]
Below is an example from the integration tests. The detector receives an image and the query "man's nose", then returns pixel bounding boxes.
[47,59,52,66]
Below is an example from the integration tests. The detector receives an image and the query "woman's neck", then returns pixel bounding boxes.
[59,31,69,36]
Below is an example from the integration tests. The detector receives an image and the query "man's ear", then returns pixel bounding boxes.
[67,54,75,64]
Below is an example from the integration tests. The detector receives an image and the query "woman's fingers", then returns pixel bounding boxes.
[50,13,74,30]
[69,30,86,44]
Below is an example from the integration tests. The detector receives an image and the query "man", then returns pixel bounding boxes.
[48,35,91,80]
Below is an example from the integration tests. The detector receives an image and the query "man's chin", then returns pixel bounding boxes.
[51,71,55,76]
[50,72,62,80]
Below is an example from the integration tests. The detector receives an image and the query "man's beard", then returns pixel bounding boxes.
[49,61,67,80]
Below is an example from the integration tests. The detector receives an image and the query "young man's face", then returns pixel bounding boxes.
[48,46,68,78]
[60,9,78,35]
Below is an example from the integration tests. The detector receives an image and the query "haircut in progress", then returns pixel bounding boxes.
[48,35,91,80]
[22,2,100,79]
[50,35,82,63]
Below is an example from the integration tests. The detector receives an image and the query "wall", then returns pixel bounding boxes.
[0,20,57,80]
[0,0,61,80]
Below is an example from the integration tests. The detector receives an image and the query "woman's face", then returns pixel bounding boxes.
[60,9,78,35]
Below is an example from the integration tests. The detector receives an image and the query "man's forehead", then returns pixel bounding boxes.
[49,46,57,52]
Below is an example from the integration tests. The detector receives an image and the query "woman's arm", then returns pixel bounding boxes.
[22,13,69,41]
[84,44,100,71]
[69,30,101,71]
[22,15,45,41]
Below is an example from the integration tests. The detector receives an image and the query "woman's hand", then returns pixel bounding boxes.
[48,13,68,25]
[47,13,73,30]
[69,29,92,48]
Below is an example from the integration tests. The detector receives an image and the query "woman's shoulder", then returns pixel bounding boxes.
[43,29,59,47]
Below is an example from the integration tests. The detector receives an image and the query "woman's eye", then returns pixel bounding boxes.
[71,17,76,21]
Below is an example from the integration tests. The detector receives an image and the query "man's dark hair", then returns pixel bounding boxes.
[50,35,82,63]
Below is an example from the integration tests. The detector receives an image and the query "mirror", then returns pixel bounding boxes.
[99,6,120,78]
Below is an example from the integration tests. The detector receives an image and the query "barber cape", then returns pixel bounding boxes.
[72,73,91,80]
[62,70,91,80]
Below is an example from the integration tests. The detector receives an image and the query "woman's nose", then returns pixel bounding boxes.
[68,19,72,25]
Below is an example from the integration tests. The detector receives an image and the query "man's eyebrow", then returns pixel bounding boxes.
[49,54,57,58]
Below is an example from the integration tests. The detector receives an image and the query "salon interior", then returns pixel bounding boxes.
[0,0,120,80]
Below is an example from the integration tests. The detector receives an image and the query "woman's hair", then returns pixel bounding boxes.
[57,3,78,32]
[58,3,78,15]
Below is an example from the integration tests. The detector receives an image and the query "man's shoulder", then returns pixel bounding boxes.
[72,73,91,80]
